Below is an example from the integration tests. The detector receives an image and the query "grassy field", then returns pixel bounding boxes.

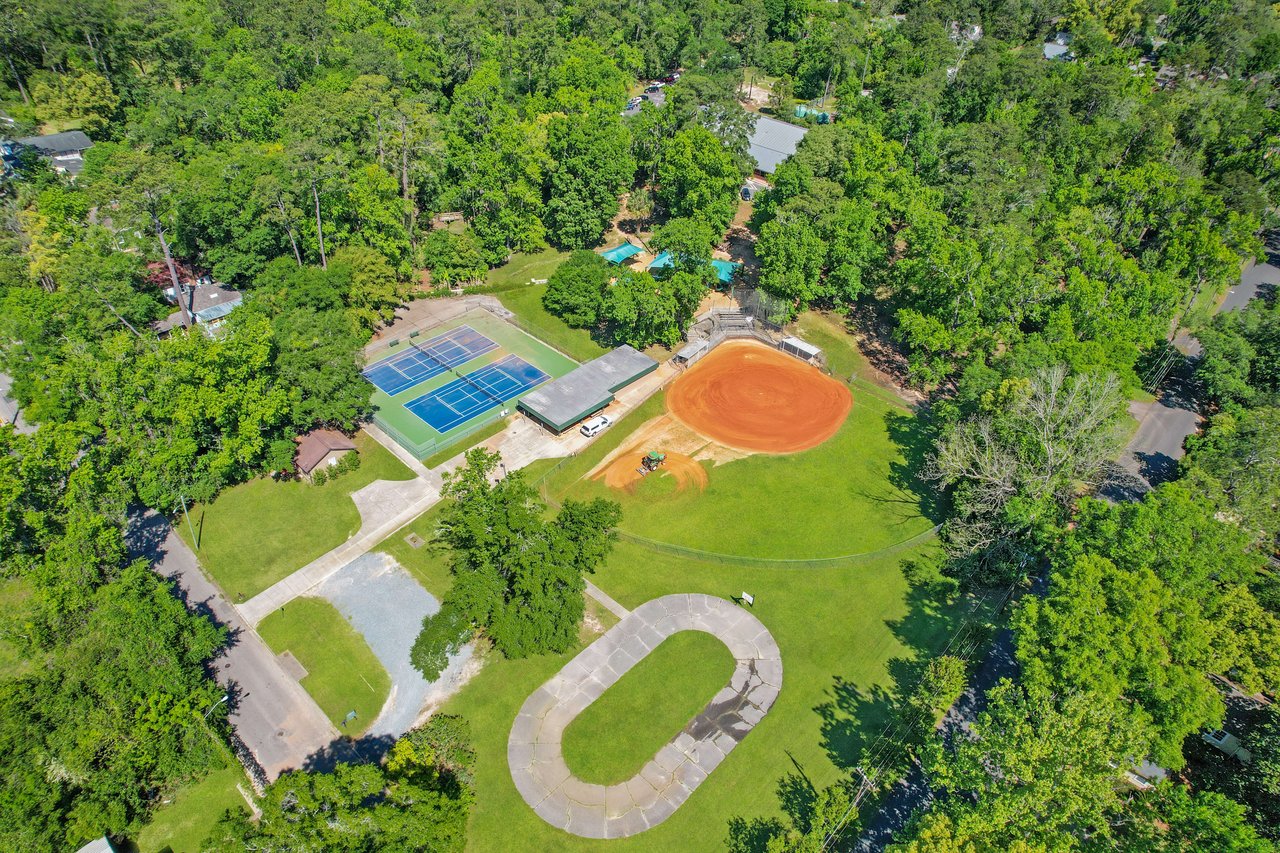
[496,283,609,363]
[562,631,735,785]
[257,597,391,736]
[444,536,991,852]
[375,502,454,598]
[486,249,571,290]
[179,433,414,601]
[135,762,248,852]
[540,386,938,560]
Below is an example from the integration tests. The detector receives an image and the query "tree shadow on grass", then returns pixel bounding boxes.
[815,563,976,775]
[881,410,947,524]
[301,732,396,773]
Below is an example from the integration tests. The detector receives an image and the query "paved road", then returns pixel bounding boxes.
[509,594,781,839]
[127,510,342,781]
[1104,254,1277,499]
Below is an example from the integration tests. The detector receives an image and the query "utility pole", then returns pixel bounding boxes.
[179,494,198,549]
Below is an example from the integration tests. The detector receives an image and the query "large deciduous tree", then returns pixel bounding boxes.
[411,450,621,678]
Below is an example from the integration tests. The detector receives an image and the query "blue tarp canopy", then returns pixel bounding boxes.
[650,252,739,283]
[600,241,642,264]
[712,259,741,283]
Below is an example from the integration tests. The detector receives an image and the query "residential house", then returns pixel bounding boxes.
[1043,32,1075,61]
[154,277,244,336]
[15,130,94,176]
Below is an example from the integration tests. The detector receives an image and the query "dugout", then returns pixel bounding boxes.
[518,345,658,432]
[779,336,823,363]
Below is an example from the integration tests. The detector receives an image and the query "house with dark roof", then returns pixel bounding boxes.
[747,115,809,176]
[16,130,94,176]
[294,429,357,481]
[153,280,244,336]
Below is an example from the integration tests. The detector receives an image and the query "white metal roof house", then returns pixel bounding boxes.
[747,115,810,176]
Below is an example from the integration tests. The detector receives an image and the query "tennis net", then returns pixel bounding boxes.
[455,367,506,408]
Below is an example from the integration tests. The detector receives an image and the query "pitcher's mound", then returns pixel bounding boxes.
[668,341,851,453]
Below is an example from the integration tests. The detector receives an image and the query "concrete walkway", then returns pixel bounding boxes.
[585,579,631,620]
[508,594,782,839]
[313,552,472,738]
[237,476,441,626]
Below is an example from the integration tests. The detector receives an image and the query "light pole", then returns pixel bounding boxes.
[203,693,230,720]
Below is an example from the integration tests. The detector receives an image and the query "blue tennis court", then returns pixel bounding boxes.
[405,355,551,433]
[363,325,498,396]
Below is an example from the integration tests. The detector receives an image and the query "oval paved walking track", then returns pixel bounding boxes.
[508,593,782,839]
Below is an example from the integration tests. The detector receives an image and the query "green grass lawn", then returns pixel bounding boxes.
[422,417,511,469]
[444,536,992,852]
[135,762,248,852]
[497,283,609,363]
[257,597,390,737]
[180,433,414,600]
[375,502,454,598]
[541,385,938,560]
[486,249,571,290]
[562,631,735,785]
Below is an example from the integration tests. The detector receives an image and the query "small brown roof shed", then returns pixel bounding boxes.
[294,429,357,475]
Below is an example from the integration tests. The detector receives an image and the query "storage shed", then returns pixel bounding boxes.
[518,346,658,432]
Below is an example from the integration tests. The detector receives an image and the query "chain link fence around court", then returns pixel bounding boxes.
[532,454,940,569]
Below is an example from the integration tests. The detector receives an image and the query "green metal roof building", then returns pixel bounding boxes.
[518,346,659,432]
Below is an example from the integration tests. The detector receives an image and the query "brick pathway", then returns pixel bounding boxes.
[508,593,782,839]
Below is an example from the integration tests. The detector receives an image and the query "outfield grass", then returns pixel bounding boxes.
[135,762,248,852]
[257,597,390,737]
[444,536,992,852]
[541,385,938,560]
[486,249,571,290]
[562,631,735,785]
[179,433,414,600]
[497,283,609,363]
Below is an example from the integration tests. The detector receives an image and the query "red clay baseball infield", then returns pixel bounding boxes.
[667,341,852,453]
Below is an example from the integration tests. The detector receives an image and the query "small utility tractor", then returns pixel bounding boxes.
[637,451,667,476]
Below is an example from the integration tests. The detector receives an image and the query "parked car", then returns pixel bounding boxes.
[580,414,613,437]
[661,73,680,83]
[644,85,661,93]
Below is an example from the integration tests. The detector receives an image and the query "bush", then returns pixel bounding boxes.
[311,466,329,485]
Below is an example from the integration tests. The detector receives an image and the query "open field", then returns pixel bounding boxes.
[445,536,993,852]
[562,631,736,786]
[178,433,413,600]
[485,249,571,291]
[257,597,390,737]
[134,761,248,852]
[539,369,938,560]
[496,283,610,363]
